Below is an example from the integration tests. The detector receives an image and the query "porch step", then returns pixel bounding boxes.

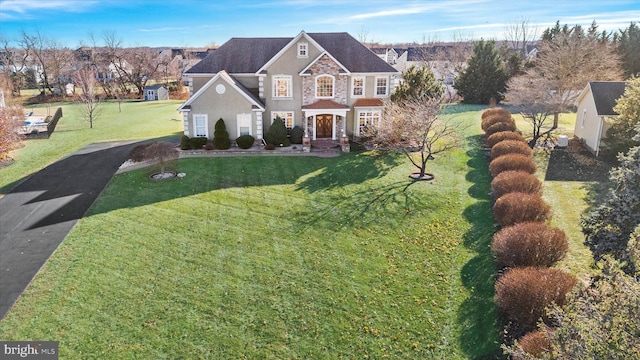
[311,140,339,149]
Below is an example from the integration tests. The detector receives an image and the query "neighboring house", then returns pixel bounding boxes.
[574,81,627,156]
[178,31,400,141]
[144,84,169,101]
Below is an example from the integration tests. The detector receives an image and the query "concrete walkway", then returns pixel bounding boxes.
[0,141,142,319]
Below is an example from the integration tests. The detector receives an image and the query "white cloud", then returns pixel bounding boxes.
[0,0,99,13]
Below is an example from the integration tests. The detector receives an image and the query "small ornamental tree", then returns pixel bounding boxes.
[213,118,231,149]
[144,141,178,175]
[0,104,24,161]
[265,116,289,146]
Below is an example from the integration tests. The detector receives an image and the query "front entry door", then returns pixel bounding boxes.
[316,114,333,138]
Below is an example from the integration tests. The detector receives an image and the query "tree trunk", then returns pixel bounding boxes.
[553,111,559,130]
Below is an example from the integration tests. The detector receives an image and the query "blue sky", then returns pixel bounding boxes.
[0,0,638,48]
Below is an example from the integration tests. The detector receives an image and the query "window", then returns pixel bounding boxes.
[316,75,334,98]
[581,109,587,129]
[237,113,252,136]
[297,42,308,58]
[272,75,292,98]
[351,77,364,97]
[272,111,294,129]
[375,77,388,96]
[357,110,381,135]
[194,114,208,138]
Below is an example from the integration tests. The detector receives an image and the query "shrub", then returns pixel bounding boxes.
[486,131,527,148]
[493,192,552,227]
[482,113,516,132]
[264,143,276,150]
[213,118,231,149]
[512,329,552,359]
[485,121,517,136]
[481,107,512,120]
[236,135,255,149]
[180,135,191,150]
[265,116,288,145]
[492,222,569,268]
[495,267,577,331]
[204,141,214,150]
[143,141,179,175]
[129,144,149,162]
[491,140,533,159]
[491,171,542,199]
[489,154,537,177]
[189,136,207,150]
[290,125,304,144]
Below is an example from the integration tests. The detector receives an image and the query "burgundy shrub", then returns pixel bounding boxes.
[493,193,552,227]
[492,222,569,268]
[495,267,577,331]
[481,107,512,120]
[516,329,552,359]
[482,113,516,132]
[491,170,542,199]
[485,121,518,136]
[486,131,527,148]
[491,140,534,160]
[489,154,537,177]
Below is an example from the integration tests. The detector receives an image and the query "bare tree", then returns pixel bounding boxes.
[0,102,24,161]
[503,18,538,59]
[144,141,178,176]
[74,67,102,128]
[506,75,557,147]
[1,37,30,97]
[363,98,466,180]
[18,31,54,95]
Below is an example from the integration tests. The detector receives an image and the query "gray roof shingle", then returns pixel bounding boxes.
[186,32,397,75]
[590,81,627,116]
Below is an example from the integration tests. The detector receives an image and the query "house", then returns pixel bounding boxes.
[574,81,627,156]
[178,31,400,142]
[144,84,169,101]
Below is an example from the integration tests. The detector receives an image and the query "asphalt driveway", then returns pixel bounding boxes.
[0,141,143,319]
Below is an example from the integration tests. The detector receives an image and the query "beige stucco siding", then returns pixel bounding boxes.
[574,89,602,153]
[187,77,258,140]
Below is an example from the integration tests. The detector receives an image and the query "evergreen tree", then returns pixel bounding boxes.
[213,118,231,149]
[617,22,640,77]
[265,116,289,146]
[603,77,640,155]
[391,64,443,103]
[454,40,509,104]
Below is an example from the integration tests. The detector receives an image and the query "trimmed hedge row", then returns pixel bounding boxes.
[480,108,577,350]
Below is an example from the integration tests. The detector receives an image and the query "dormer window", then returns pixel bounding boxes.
[297,42,308,58]
[315,75,334,98]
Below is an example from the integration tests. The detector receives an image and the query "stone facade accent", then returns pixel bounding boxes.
[302,55,348,105]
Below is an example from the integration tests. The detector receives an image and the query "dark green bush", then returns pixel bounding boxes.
[213,118,231,149]
[485,121,517,136]
[486,131,526,148]
[236,135,255,149]
[493,192,552,227]
[290,125,304,144]
[489,154,537,177]
[491,140,533,159]
[130,144,149,162]
[180,135,191,150]
[495,267,577,332]
[491,170,542,199]
[492,222,568,268]
[189,137,207,150]
[265,116,288,145]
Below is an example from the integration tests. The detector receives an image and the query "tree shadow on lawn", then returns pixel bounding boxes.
[456,136,502,359]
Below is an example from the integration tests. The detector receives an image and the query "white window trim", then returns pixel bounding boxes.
[315,74,335,99]
[237,113,252,137]
[355,109,381,136]
[297,42,308,58]
[193,114,209,138]
[272,75,292,99]
[375,76,388,97]
[351,76,365,98]
[271,111,295,129]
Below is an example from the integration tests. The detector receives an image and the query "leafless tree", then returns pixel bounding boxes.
[503,18,538,59]
[506,75,557,147]
[144,141,178,175]
[363,98,466,179]
[18,31,54,95]
[74,67,102,128]
[0,102,24,160]
[1,37,30,97]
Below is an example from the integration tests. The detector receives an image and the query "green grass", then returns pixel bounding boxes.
[1,99,183,195]
[0,106,501,358]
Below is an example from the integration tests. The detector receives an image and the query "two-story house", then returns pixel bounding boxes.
[178,31,400,143]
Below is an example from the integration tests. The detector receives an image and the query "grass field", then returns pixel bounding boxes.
[0,99,183,195]
[0,105,503,358]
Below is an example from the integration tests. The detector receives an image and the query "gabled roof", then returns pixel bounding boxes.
[177,70,264,111]
[144,84,166,90]
[299,51,349,75]
[584,81,627,116]
[186,31,398,75]
[302,99,349,110]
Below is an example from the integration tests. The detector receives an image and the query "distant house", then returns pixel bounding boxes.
[574,81,627,156]
[144,84,169,101]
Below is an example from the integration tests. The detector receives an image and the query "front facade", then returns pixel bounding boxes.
[574,81,627,156]
[178,31,400,141]
[144,85,169,101]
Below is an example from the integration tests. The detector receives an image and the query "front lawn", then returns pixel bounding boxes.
[0,107,501,358]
